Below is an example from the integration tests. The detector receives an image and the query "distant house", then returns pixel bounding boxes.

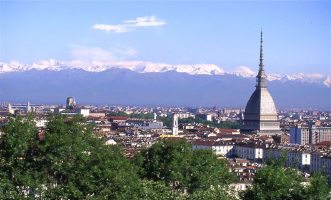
[234,142,265,162]
[75,107,90,117]
[192,140,235,157]
[105,139,117,145]
[88,112,106,118]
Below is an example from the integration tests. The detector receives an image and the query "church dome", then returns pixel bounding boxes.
[244,88,277,116]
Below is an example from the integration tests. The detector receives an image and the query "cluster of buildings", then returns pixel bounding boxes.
[0,32,330,190]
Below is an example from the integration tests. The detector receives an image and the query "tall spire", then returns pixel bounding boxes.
[256,30,267,88]
[259,30,264,71]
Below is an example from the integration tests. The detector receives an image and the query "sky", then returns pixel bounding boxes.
[1,0,330,76]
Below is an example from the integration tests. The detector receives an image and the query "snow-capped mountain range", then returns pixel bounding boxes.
[1,59,330,87]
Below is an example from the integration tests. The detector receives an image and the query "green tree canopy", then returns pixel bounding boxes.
[108,111,154,119]
[139,179,180,200]
[0,114,142,199]
[133,139,235,195]
[241,156,330,200]
[180,188,236,200]
[0,115,39,199]
[303,171,330,200]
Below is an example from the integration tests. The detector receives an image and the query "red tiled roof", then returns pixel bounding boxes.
[107,116,129,120]
[315,141,331,146]
[219,129,239,133]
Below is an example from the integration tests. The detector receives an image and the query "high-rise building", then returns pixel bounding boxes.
[241,32,281,135]
[290,124,331,145]
[172,112,179,136]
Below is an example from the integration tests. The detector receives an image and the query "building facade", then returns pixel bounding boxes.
[290,124,331,145]
[192,141,235,157]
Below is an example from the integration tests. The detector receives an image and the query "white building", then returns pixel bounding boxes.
[125,118,164,130]
[75,108,90,117]
[192,141,235,157]
[172,112,178,136]
[286,150,311,172]
[105,139,117,145]
[262,145,312,172]
[234,142,264,162]
[177,113,195,119]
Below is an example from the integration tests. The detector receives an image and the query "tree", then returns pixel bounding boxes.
[134,139,193,188]
[37,114,142,199]
[304,172,330,200]
[133,139,235,195]
[190,149,235,192]
[178,117,195,124]
[180,188,236,200]
[0,114,40,199]
[241,156,330,200]
[157,116,173,127]
[107,111,129,117]
[0,114,142,199]
[139,179,180,200]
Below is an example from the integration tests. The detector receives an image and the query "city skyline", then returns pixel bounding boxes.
[1,1,330,76]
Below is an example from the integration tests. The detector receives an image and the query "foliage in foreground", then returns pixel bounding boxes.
[241,156,330,200]
[0,115,141,199]
[133,139,235,194]
[0,114,236,199]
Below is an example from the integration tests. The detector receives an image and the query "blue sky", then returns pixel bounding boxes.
[1,0,330,75]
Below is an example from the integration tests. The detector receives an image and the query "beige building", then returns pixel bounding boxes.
[290,124,331,145]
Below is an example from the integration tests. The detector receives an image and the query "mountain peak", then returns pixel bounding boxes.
[229,66,256,77]
[0,59,329,87]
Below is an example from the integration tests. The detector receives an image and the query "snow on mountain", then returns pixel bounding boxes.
[283,73,324,82]
[322,76,331,87]
[0,59,329,87]
[0,61,29,73]
[31,59,68,71]
[278,73,330,87]
[136,63,225,75]
[0,59,66,73]
[0,59,226,75]
[229,66,256,77]
[267,74,282,81]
